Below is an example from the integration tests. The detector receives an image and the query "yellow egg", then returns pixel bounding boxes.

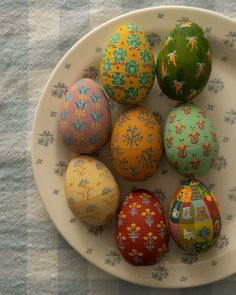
[110,106,163,181]
[65,155,120,226]
[100,23,155,105]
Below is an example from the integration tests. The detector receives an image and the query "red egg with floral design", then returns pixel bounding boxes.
[116,189,169,266]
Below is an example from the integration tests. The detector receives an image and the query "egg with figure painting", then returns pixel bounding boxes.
[58,78,111,154]
[100,23,155,105]
[164,103,219,177]
[116,189,169,266]
[65,155,120,226]
[169,179,221,254]
[156,21,212,101]
[110,106,163,181]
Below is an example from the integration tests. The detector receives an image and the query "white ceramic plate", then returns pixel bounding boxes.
[32,6,236,288]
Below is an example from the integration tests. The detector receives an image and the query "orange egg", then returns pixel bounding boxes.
[110,106,163,181]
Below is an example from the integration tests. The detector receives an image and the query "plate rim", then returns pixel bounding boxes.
[31,5,236,288]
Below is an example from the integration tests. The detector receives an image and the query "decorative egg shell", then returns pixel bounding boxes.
[100,23,155,105]
[156,22,212,101]
[65,155,120,226]
[169,179,221,254]
[164,103,219,177]
[116,189,169,266]
[111,106,163,181]
[58,78,111,154]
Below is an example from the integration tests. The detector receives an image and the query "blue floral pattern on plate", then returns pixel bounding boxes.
[32,7,236,288]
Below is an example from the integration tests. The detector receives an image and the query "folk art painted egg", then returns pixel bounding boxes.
[169,179,221,254]
[164,103,219,177]
[58,78,111,154]
[110,106,163,181]
[65,155,120,226]
[116,189,169,266]
[156,22,212,101]
[100,23,155,105]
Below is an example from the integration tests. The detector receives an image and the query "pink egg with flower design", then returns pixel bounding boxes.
[58,78,111,154]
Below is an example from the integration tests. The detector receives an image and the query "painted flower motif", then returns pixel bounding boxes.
[127,23,140,32]
[61,110,70,121]
[111,73,125,87]
[104,84,115,98]
[90,135,100,145]
[72,120,87,131]
[124,87,138,99]
[65,93,73,101]
[122,126,143,147]
[127,223,140,242]
[91,112,103,122]
[144,35,151,47]
[157,220,167,239]
[110,32,120,45]
[113,48,127,62]
[116,232,127,251]
[122,193,134,206]
[141,208,155,227]
[139,72,150,86]
[140,49,151,64]
[143,232,158,251]
[140,192,152,205]
[128,249,143,264]
[129,202,141,216]
[102,47,107,57]
[117,210,126,226]
[103,58,112,73]
[137,147,157,169]
[78,86,90,96]
[125,60,139,76]
[127,34,141,48]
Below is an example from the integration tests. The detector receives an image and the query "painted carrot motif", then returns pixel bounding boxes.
[207,48,212,61]
[186,36,198,51]
[179,21,192,28]
[195,63,205,79]
[161,35,173,49]
[160,60,169,78]
[173,80,185,95]
[187,89,198,100]
[167,50,177,67]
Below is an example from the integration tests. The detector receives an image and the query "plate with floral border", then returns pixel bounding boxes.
[31,6,236,288]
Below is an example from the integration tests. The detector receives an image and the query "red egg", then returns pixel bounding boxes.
[116,189,169,266]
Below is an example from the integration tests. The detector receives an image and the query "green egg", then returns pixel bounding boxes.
[156,22,212,101]
[164,103,219,177]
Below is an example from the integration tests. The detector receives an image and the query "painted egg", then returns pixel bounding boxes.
[164,103,219,177]
[156,21,212,101]
[111,106,163,181]
[65,155,120,226]
[100,23,155,105]
[169,179,221,254]
[116,189,169,266]
[58,78,111,154]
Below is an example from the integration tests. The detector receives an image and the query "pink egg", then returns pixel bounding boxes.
[58,78,111,154]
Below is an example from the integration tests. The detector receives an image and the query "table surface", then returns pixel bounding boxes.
[1,0,236,294]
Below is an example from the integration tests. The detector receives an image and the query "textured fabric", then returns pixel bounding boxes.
[0,0,236,294]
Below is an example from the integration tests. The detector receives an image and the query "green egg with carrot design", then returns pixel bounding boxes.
[156,21,212,101]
